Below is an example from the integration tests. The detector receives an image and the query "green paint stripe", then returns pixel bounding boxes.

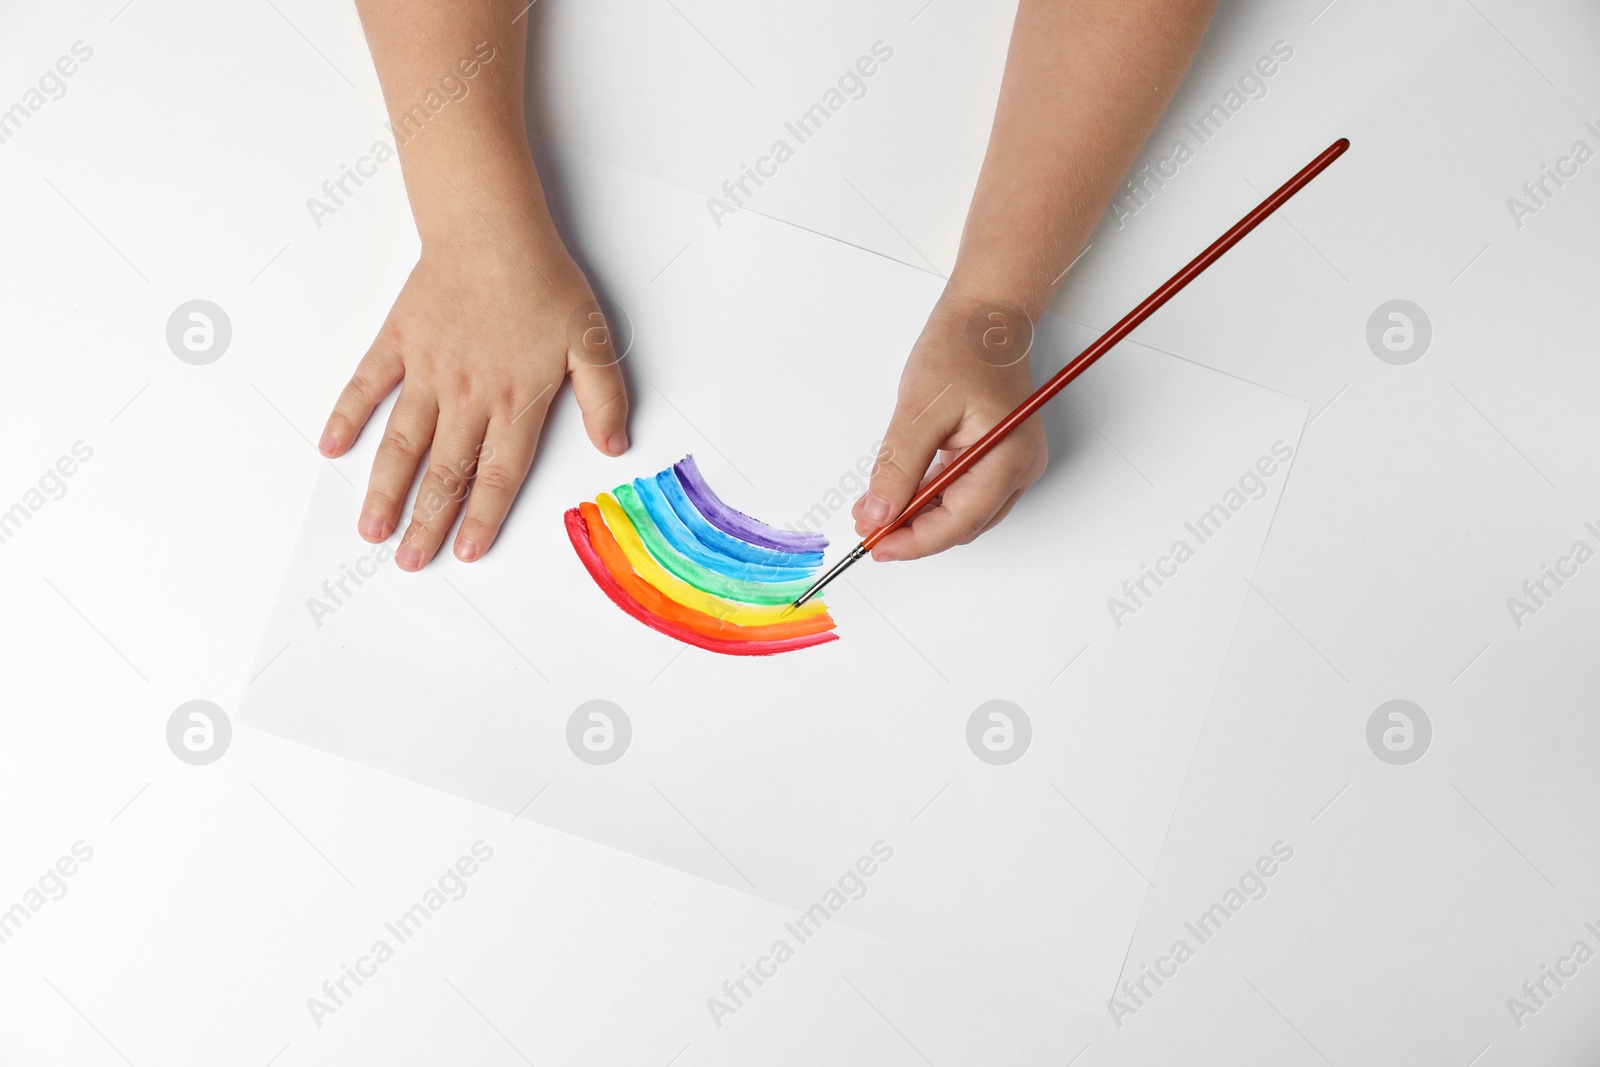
[612,483,813,604]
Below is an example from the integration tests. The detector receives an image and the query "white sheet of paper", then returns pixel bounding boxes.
[238,141,1308,1010]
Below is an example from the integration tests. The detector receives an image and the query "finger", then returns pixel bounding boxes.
[976,486,1027,537]
[972,431,1046,538]
[455,412,543,562]
[395,410,489,571]
[857,447,951,532]
[855,386,955,534]
[851,438,902,526]
[322,331,404,457]
[359,390,438,543]
[868,448,1022,562]
[566,306,630,455]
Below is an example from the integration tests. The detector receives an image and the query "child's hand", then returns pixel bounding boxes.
[318,233,629,570]
[840,0,1216,564]
[852,294,1047,561]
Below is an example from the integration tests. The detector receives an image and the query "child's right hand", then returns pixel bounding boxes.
[852,292,1048,561]
[318,229,630,571]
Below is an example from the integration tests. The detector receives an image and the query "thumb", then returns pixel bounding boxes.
[855,386,954,533]
[566,302,631,456]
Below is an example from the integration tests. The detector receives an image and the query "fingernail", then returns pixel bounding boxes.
[873,547,897,563]
[862,493,891,523]
[395,543,423,570]
[456,539,481,562]
[607,431,629,456]
[319,431,339,456]
[359,515,385,541]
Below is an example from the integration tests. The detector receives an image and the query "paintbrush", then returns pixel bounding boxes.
[789,137,1350,611]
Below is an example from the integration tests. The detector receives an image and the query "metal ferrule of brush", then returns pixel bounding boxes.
[789,542,868,611]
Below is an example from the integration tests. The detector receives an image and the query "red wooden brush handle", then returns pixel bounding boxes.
[863,137,1350,551]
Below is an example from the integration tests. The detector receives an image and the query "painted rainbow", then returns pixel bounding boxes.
[564,456,838,655]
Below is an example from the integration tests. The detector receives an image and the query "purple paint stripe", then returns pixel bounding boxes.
[673,456,828,553]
